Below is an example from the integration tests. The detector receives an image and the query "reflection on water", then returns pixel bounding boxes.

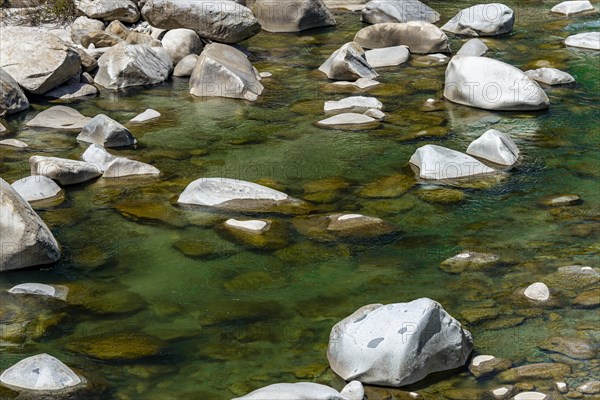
[0,1,599,399]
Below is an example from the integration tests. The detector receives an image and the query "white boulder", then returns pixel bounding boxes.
[523,282,550,302]
[340,381,364,400]
[161,28,202,65]
[565,32,600,50]
[75,0,140,23]
[189,43,264,101]
[29,156,102,185]
[410,144,495,180]
[8,283,68,300]
[0,179,61,271]
[225,219,269,233]
[456,38,488,56]
[525,68,575,85]
[442,3,515,37]
[444,56,549,110]
[95,43,172,89]
[551,1,594,15]
[129,109,161,123]
[466,129,519,166]
[77,114,136,147]
[103,158,160,178]
[319,42,378,80]
[0,353,81,391]
[232,382,347,400]
[324,96,383,114]
[0,27,81,95]
[514,393,547,400]
[26,106,92,131]
[327,298,473,386]
[11,176,62,202]
[354,22,450,54]
[178,178,289,207]
[362,0,440,24]
[365,46,410,67]
[252,0,336,32]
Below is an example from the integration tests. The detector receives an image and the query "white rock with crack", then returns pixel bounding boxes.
[410,144,495,180]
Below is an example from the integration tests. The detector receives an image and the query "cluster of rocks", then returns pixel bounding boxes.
[318,95,385,128]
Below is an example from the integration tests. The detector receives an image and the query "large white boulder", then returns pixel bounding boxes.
[0,68,29,115]
[327,298,473,386]
[77,114,136,147]
[161,29,203,65]
[362,0,440,24]
[551,1,594,15]
[189,43,264,101]
[409,144,495,180]
[75,0,140,23]
[233,382,351,400]
[94,43,172,89]
[178,178,288,206]
[26,106,92,131]
[324,96,383,114]
[354,22,450,53]
[365,46,410,67]
[466,129,519,166]
[0,27,81,95]
[525,68,575,85]
[564,32,600,50]
[0,179,61,271]
[444,56,549,111]
[319,42,378,80]
[442,3,515,37]
[11,176,62,202]
[141,0,260,43]
[253,0,336,32]
[29,156,102,185]
[0,353,81,391]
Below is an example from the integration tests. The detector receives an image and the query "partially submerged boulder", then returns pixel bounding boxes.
[0,27,81,95]
[81,144,159,178]
[466,129,520,166]
[253,0,336,32]
[324,96,383,114]
[317,113,379,129]
[189,43,263,101]
[29,156,102,185]
[220,218,289,250]
[11,175,62,202]
[525,68,575,85]
[26,106,92,131]
[0,353,82,391]
[141,0,261,43]
[444,56,549,110]
[0,179,61,271]
[364,46,410,67]
[327,298,473,386]
[354,22,450,54]
[233,382,360,400]
[442,3,515,37]
[362,0,440,24]
[77,114,137,147]
[409,144,495,180]
[456,38,488,56]
[551,0,595,15]
[319,42,378,80]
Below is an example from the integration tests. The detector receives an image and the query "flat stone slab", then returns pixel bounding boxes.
[324,96,383,114]
[565,32,600,50]
[29,156,102,185]
[26,106,92,131]
[525,68,575,85]
[0,138,27,148]
[365,46,409,67]
[551,0,595,15]
[0,353,82,391]
[129,108,161,123]
[332,77,380,89]
[317,113,379,129]
[8,283,68,300]
[178,178,289,207]
[11,175,62,202]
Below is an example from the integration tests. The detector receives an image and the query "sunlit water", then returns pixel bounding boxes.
[1,1,599,398]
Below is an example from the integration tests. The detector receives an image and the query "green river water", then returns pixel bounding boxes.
[0,1,599,399]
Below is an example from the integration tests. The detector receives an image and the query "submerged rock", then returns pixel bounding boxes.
[30,156,102,185]
[444,56,549,111]
[361,0,440,24]
[469,355,512,377]
[564,32,600,50]
[0,68,29,115]
[0,27,81,95]
[141,0,260,43]
[415,187,465,204]
[319,42,378,80]
[577,381,600,394]
[498,363,570,382]
[220,218,289,250]
[466,129,520,166]
[11,175,62,202]
[327,298,473,386]
[539,336,598,360]
[252,0,336,32]
[354,22,450,54]
[327,213,396,240]
[66,332,168,361]
[1,179,61,272]
[442,3,515,37]
[525,68,575,85]
[26,106,92,131]
[78,114,136,147]
[409,144,495,180]
[573,288,600,308]
[440,251,501,273]
[189,43,264,101]
[0,353,82,392]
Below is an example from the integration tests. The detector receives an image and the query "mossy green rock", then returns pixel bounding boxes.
[416,187,465,204]
[294,213,396,242]
[573,288,600,308]
[358,173,415,198]
[440,251,501,273]
[66,332,169,361]
[498,363,571,382]
[303,176,351,204]
[219,219,290,250]
[67,283,146,315]
[461,308,500,324]
[172,238,237,259]
[115,201,187,227]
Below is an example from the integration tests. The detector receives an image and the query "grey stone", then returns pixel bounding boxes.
[0,67,30,114]
[26,106,92,131]
[362,0,440,24]
[0,353,81,391]
[319,42,378,80]
[354,22,450,54]
[466,129,520,166]
[76,0,140,23]
[252,0,336,32]
[77,114,136,147]
[161,28,202,65]
[442,3,515,37]
[29,156,102,185]
[409,144,495,180]
[173,54,198,77]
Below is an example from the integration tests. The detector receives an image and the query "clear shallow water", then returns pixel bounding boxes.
[0,2,599,399]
